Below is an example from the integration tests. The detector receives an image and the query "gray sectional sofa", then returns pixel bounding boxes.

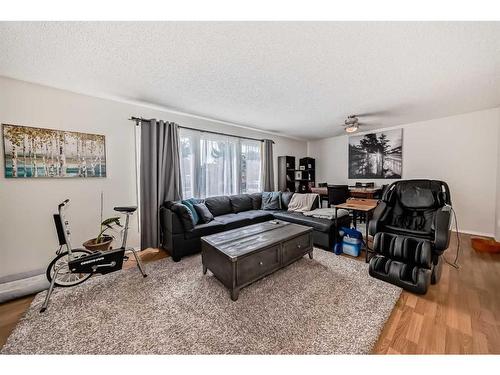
[159,192,351,262]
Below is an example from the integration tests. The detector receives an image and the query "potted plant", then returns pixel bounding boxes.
[83,216,122,252]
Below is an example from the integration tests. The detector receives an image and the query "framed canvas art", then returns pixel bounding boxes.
[348,128,402,179]
[2,123,106,178]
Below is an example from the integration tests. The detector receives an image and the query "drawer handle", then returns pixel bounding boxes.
[259,261,264,266]
[297,244,302,249]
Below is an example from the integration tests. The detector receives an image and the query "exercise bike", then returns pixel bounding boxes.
[40,199,147,312]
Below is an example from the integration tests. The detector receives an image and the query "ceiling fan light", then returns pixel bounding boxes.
[345,124,359,133]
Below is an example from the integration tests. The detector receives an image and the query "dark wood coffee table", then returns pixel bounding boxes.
[201,220,313,301]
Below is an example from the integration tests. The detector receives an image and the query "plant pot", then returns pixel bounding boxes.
[471,237,500,253]
[83,236,113,252]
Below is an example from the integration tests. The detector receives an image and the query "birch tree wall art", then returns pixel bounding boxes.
[2,124,106,178]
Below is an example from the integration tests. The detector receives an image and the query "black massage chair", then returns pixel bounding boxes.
[368,179,452,294]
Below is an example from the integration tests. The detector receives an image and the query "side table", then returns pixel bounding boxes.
[334,198,379,262]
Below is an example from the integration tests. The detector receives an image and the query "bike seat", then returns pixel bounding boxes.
[114,206,137,213]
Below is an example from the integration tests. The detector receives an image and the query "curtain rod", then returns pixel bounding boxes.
[129,117,274,144]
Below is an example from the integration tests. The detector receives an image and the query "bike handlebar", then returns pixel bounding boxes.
[58,199,70,210]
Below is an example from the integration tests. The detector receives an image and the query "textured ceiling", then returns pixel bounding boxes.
[0,22,499,140]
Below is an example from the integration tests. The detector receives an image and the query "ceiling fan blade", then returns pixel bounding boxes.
[354,110,391,118]
[358,122,382,127]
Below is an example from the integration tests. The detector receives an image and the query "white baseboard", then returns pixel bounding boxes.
[451,228,493,238]
[0,274,49,303]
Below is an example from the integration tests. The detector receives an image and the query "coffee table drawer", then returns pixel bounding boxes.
[237,245,280,286]
[282,233,312,263]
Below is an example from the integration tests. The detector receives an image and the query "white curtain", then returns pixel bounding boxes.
[179,128,262,198]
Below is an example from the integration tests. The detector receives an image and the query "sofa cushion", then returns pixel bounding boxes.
[272,211,333,233]
[261,192,282,210]
[185,221,225,239]
[170,203,195,231]
[181,198,200,224]
[205,195,233,217]
[193,203,214,224]
[213,213,251,230]
[281,191,294,209]
[249,193,262,210]
[234,210,274,223]
[229,194,253,213]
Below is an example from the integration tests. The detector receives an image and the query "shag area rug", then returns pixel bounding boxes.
[1,250,401,354]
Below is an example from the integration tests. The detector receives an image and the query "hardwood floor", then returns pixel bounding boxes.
[1,236,499,354]
[0,295,34,349]
[373,232,500,354]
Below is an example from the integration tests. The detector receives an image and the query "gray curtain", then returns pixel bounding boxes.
[262,139,275,191]
[140,119,182,249]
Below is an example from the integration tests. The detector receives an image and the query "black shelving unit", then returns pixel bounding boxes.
[277,156,315,193]
[297,157,316,193]
[278,156,296,192]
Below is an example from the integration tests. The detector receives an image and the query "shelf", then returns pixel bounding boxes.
[279,155,315,192]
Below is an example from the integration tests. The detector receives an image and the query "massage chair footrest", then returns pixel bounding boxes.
[373,232,433,268]
[370,232,434,294]
[369,255,431,294]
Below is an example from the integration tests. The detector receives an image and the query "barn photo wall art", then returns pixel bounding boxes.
[348,128,403,179]
[2,123,106,178]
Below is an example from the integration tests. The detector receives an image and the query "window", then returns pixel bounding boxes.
[240,139,261,194]
[179,128,262,198]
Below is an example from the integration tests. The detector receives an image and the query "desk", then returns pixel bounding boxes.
[310,187,382,202]
[349,187,381,199]
[334,198,378,262]
[310,187,327,196]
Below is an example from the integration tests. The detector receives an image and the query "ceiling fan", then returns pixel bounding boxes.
[342,115,362,133]
[340,110,389,133]
[341,113,382,133]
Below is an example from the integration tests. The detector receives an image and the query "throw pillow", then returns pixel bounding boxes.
[170,203,195,231]
[194,203,214,224]
[181,198,200,225]
[261,191,282,210]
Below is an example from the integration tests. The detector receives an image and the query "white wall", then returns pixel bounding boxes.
[307,108,500,237]
[0,76,307,278]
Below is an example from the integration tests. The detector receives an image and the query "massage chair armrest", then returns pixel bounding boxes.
[434,207,452,251]
[369,201,387,236]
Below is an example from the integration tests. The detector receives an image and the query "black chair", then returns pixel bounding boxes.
[327,185,349,207]
[373,184,388,200]
[318,183,328,207]
[368,180,452,294]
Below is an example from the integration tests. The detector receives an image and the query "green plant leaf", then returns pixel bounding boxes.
[101,217,121,227]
